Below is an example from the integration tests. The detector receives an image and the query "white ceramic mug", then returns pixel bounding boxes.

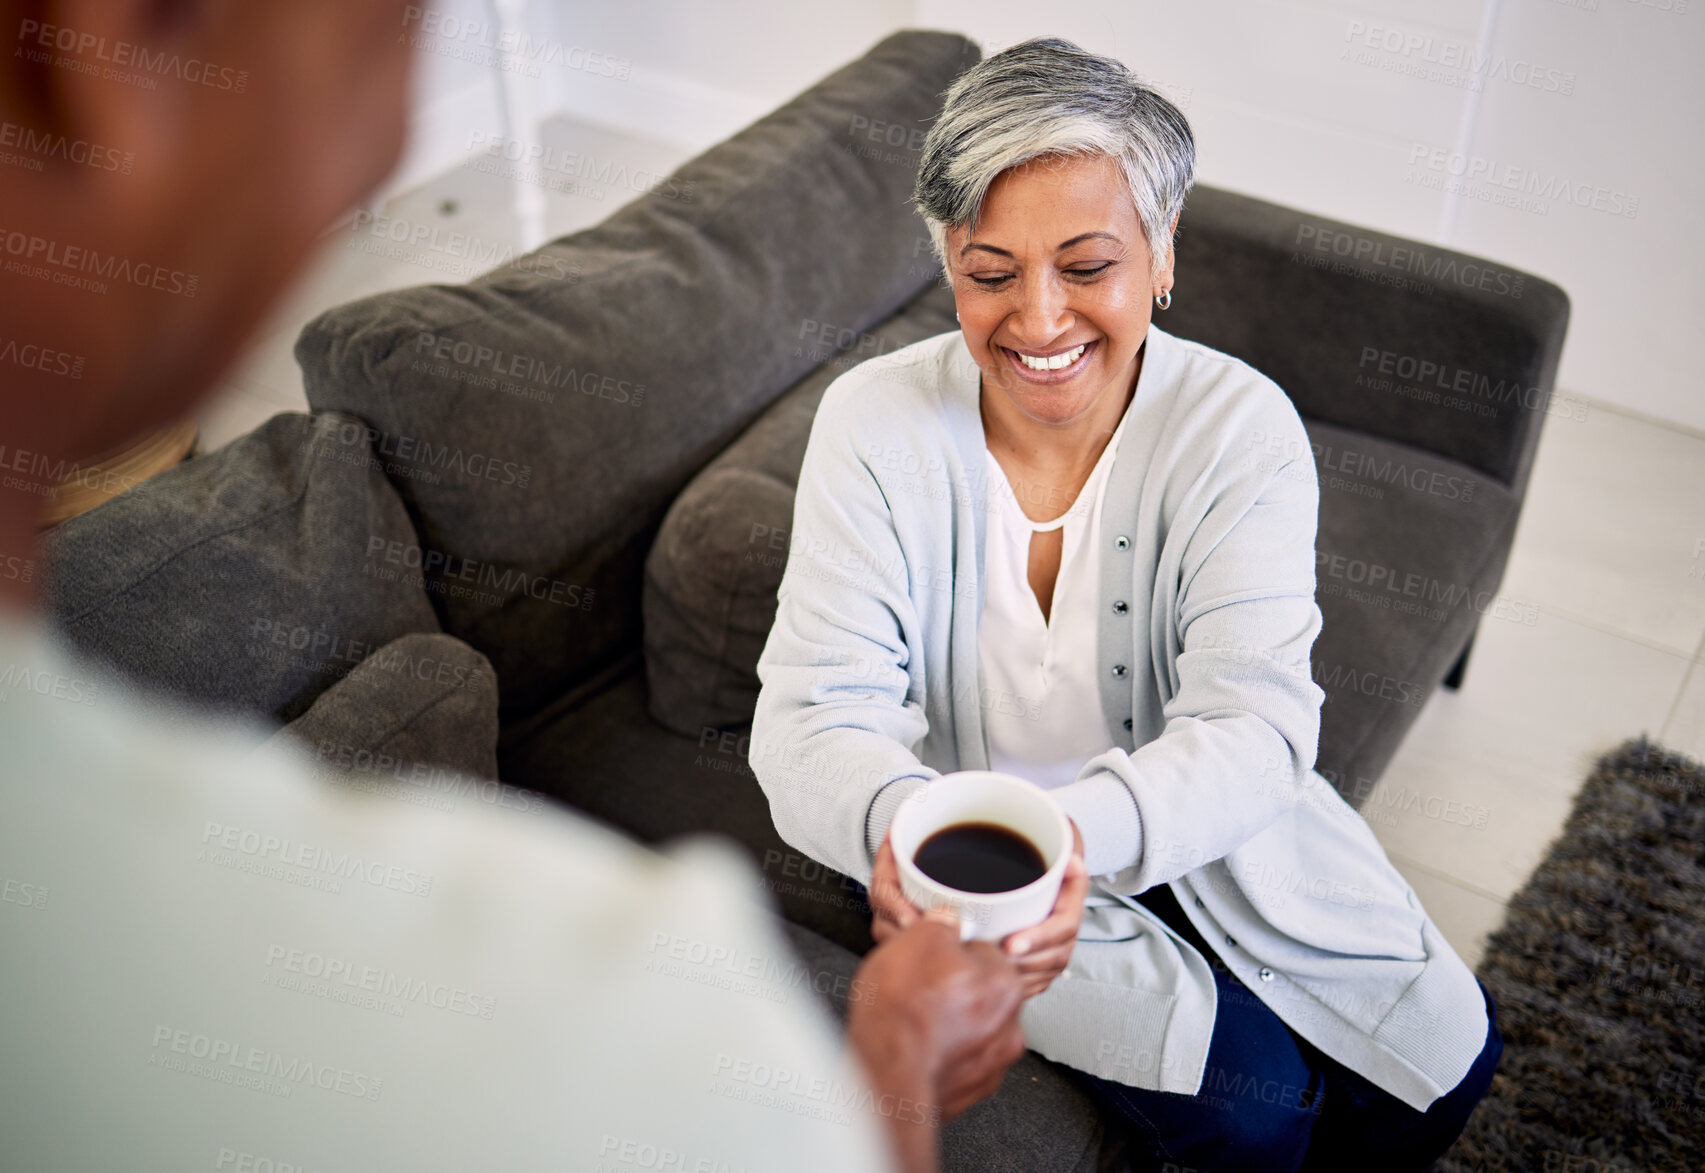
[888,771,1073,942]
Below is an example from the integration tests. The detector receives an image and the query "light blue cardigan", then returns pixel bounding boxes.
[750,324,1488,1111]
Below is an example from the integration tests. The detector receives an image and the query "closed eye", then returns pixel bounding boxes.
[967,263,1114,290]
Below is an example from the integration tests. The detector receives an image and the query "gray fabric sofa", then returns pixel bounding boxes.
[42,28,1567,1171]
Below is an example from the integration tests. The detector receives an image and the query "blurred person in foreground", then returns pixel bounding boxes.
[0,3,1025,1171]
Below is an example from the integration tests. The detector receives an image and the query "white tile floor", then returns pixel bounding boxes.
[195,116,1705,972]
[1373,399,1705,968]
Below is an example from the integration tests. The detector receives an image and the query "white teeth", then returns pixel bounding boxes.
[1017,343,1086,371]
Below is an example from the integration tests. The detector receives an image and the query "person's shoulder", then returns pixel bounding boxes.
[815,329,967,437]
[1154,326,1306,442]
[2,615,657,893]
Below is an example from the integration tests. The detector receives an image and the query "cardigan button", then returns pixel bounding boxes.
[1123,718,1133,731]
[1225,934,1237,948]
[1112,600,1129,615]
[1194,897,1205,909]
[1114,535,1131,550]
[1259,967,1274,982]
[1111,664,1127,678]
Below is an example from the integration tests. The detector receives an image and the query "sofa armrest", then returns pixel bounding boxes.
[44,412,440,723]
[268,632,500,785]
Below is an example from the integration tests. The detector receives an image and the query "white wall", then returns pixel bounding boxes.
[913,0,1705,433]
[1451,0,1702,432]
[545,0,916,149]
[384,0,509,201]
[390,0,913,181]
[396,0,1704,432]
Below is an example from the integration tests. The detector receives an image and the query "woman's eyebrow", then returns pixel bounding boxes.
[959,230,1123,259]
[1055,231,1122,250]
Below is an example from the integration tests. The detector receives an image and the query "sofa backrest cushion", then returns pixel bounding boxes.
[643,278,959,736]
[295,30,980,719]
[44,412,441,723]
[1164,185,1570,494]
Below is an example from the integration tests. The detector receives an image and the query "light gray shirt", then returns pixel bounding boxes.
[751,324,1488,1111]
[0,614,892,1172]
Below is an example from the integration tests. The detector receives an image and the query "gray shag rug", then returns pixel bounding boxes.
[1435,738,1705,1173]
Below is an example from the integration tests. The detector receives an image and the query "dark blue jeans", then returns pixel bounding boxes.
[1067,885,1503,1173]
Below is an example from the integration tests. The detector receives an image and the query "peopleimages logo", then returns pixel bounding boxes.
[148,1026,381,1101]
[0,440,139,500]
[0,659,100,705]
[0,334,84,379]
[347,210,580,282]
[0,228,198,297]
[1311,662,1428,708]
[710,1052,939,1127]
[842,114,928,167]
[16,19,249,92]
[1293,224,1524,298]
[310,417,533,488]
[1316,550,1541,625]
[647,931,878,1007]
[198,820,433,897]
[466,131,695,202]
[0,120,133,174]
[1342,21,1576,95]
[595,1134,764,1173]
[313,740,546,815]
[1354,345,1577,419]
[1237,861,1375,910]
[401,6,631,79]
[215,1147,324,1173]
[1,875,49,910]
[1248,428,1476,503]
[412,332,646,407]
[264,944,497,1019]
[1407,144,1640,219]
[366,537,596,611]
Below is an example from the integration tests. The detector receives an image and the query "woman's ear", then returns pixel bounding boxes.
[1160,211,1182,284]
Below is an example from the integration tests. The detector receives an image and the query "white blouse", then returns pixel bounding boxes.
[978,394,1138,790]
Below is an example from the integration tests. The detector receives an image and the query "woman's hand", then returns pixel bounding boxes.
[1004,821,1088,999]
[869,834,925,944]
[870,822,1091,999]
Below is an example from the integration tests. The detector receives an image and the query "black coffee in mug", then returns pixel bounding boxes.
[913,822,1047,894]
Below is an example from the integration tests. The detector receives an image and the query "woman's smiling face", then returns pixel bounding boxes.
[947,152,1172,429]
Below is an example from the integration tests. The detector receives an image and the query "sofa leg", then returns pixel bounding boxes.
[1443,634,1475,691]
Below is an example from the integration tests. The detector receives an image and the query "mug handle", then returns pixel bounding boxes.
[924,900,977,942]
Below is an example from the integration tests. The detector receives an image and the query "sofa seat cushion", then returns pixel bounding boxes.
[295,31,980,720]
[44,412,440,723]
[642,278,958,735]
[1305,419,1522,798]
[498,654,876,956]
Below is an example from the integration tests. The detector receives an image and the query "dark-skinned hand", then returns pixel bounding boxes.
[868,821,1089,999]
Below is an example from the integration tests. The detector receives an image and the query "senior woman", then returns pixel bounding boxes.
[751,37,1500,1172]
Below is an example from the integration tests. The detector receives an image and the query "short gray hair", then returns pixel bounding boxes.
[914,37,1195,281]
